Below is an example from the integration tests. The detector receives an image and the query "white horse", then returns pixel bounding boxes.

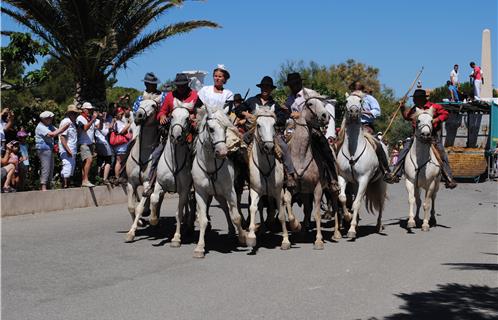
[404,107,441,231]
[336,94,387,239]
[125,99,160,242]
[191,107,247,258]
[149,98,194,246]
[246,105,299,250]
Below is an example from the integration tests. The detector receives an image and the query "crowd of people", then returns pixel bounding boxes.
[0,96,135,192]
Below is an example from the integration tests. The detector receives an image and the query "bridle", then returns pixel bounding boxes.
[199,117,227,150]
[136,100,158,122]
[252,114,278,194]
[169,106,192,142]
[415,113,433,144]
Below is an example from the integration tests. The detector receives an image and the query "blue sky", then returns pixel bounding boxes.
[2,0,497,98]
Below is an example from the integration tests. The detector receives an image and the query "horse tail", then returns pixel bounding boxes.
[365,177,387,215]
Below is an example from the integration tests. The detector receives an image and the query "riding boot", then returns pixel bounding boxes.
[277,135,297,190]
[433,141,458,189]
[310,129,340,194]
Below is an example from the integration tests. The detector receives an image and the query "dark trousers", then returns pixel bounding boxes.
[310,131,338,182]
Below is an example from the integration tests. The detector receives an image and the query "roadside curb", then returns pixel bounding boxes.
[1,185,179,217]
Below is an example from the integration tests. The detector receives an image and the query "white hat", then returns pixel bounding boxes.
[39,111,55,119]
[82,102,95,109]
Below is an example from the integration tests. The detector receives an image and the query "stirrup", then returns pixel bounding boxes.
[384,172,400,184]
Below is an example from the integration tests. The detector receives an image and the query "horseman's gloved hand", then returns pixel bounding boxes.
[432,118,440,128]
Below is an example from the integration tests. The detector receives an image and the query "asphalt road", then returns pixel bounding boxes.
[2,181,497,320]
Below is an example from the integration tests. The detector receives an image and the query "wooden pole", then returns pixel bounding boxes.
[384,67,424,136]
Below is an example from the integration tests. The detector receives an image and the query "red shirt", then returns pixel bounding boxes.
[473,66,482,80]
[403,101,448,130]
[156,90,198,120]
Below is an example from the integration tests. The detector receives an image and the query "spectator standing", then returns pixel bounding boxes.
[59,105,80,188]
[1,108,15,152]
[95,110,113,185]
[450,64,459,86]
[77,102,98,187]
[112,107,132,183]
[469,61,483,100]
[35,111,70,191]
[16,129,30,191]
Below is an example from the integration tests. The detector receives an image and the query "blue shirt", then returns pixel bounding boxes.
[132,91,166,113]
[361,94,381,124]
[35,122,55,150]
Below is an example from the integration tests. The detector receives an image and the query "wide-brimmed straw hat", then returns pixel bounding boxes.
[66,104,81,114]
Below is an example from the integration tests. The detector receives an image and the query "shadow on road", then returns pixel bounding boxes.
[442,263,498,271]
[375,283,498,320]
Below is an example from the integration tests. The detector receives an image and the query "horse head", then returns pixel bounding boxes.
[302,89,330,127]
[254,104,276,154]
[345,94,363,123]
[202,106,230,159]
[170,98,193,144]
[413,107,434,142]
[135,99,158,126]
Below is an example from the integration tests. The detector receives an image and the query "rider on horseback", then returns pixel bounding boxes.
[349,81,392,179]
[384,89,458,189]
[143,73,198,196]
[284,72,340,193]
[235,76,297,188]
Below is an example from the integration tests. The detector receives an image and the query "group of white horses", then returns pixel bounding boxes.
[123,91,443,258]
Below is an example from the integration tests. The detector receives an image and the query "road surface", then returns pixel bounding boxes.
[2,181,497,319]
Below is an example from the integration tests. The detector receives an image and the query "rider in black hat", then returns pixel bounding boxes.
[237,76,297,188]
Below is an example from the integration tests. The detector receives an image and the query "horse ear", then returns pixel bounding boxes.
[428,107,435,116]
[173,98,179,109]
[270,104,275,113]
[345,92,350,98]
[303,88,310,99]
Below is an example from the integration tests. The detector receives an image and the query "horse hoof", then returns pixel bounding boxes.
[246,236,256,248]
[281,242,291,250]
[332,233,342,241]
[193,250,205,258]
[421,225,430,232]
[149,218,159,226]
[347,231,356,239]
[170,240,181,248]
[407,220,416,229]
[125,233,135,242]
[313,240,324,250]
[377,224,384,233]
[137,218,146,228]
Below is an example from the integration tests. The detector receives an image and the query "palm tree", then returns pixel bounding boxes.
[1,0,219,106]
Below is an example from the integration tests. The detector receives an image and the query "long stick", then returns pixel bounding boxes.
[384,67,424,136]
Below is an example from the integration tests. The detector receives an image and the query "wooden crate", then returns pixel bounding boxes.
[446,146,487,178]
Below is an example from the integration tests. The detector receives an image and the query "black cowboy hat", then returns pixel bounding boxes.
[173,73,190,86]
[142,72,160,84]
[411,89,428,98]
[284,72,302,86]
[233,93,243,102]
[256,76,276,89]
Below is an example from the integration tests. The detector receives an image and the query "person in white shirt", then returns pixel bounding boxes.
[450,64,459,86]
[197,64,234,111]
[284,72,339,192]
[77,102,98,187]
[58,105,80,188]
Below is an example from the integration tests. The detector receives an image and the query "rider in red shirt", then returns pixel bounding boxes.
[385,89,457,189]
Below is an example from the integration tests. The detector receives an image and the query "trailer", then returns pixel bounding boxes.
[441,99,498,181]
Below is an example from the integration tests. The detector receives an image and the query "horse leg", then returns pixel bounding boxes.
[246,188,260,248]
[302,194,313,232]
[338,175,351,222]
[347,177,368,240]
[405,179,417,229]
[278,189,291,250]
[149,182,162,226]
[171,188,189,248]
[313,184,324,250]
[193,190,209,258]
[127,183,136,222]
[218,195,236,236]
[429,184,438,227]
[227,190,247,245]
[284,189,301,232]
[125,189,148,242]
[422,182,437,231]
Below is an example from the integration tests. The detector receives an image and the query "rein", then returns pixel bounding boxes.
[340,141,367,181]
[252,122,277,195]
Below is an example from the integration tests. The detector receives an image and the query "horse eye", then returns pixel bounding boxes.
[209,127,214,133]
[306,103,312,107]
[257,124,260,128]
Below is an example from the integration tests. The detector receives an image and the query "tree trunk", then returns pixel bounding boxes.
[75,73,107,108]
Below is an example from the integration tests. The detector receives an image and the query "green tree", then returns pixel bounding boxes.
[1,0,219,107]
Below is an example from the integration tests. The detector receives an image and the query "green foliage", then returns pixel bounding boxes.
[2,0,219,104]
[429,82,474,102]
[274,59,411,145]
